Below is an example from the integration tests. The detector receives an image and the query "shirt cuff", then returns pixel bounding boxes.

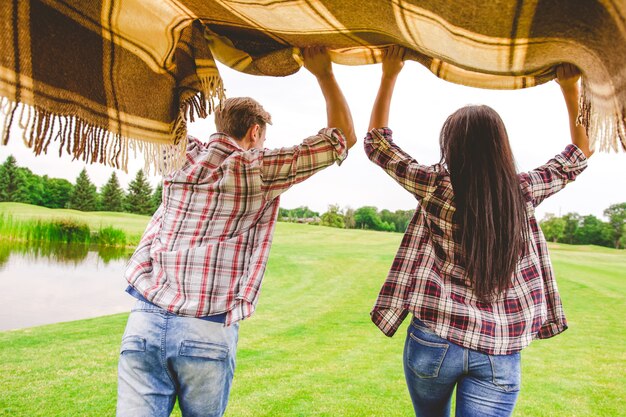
[559,144,589,172]
[318,127,349,166]
[365,127,393,141]
[364,127,393,156]
[563,143,588,161]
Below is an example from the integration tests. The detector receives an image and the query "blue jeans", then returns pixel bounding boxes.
[404,318,521,417]
[117,300,239,417]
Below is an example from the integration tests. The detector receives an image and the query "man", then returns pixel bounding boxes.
[116,47,356,417]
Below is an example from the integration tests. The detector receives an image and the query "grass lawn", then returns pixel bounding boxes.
[1,220,624,416]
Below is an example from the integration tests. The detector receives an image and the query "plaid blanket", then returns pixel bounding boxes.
[1,0,624,172]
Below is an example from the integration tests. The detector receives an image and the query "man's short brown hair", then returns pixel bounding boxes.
[214,97,272,139]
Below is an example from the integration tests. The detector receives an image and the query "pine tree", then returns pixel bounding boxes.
[69,168,98,211]
[151,182,163,213]
[100,172,125,212]
[124,169,153,215]
[0,155,25,202]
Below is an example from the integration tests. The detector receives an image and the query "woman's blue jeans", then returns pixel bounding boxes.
[116,300,239,417]
[404,318,521,417]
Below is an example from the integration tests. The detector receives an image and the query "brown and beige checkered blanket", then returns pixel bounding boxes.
[1,0,624,172]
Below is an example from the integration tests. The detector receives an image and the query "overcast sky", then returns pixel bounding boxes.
[1,60,625,221]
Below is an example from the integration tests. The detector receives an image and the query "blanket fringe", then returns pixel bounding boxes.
[0,97,187,175]
[173,73,225,151]
[199,75,226,116]
[179,74,225,125]
[579,82,626,153]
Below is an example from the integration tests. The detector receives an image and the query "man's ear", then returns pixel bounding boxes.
[250,124,260,142]
[242,124,260,149]
[252,123,261,142]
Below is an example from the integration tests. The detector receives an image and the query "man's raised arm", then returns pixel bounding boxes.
[302,46,356,149]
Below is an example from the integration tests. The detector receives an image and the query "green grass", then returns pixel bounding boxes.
[0,202,149,245]
[0,221,624,416]
[91,225,127,246]
[0,213,127,246]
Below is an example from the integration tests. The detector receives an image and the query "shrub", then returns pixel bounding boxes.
[92,226,127,247]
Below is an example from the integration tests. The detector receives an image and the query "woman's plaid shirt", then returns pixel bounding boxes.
[125,129,347,325]
[365,128,588,355]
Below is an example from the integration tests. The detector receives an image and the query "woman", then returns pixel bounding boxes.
[365,46,593,417]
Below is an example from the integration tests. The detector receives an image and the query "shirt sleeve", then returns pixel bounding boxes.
[520,144,588,207]
[260,127,348,200]
[363,128,438,199]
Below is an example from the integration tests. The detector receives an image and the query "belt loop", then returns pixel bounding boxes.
[463,348,469,374]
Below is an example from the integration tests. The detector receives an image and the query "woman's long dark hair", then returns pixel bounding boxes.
[440,105,528,302]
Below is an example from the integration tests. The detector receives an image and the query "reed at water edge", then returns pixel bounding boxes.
[0,214,127,246]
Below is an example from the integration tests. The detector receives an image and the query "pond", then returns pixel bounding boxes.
[0,242,136,331]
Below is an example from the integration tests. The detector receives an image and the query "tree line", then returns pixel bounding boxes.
[0,155,161,215]
[281,204,626,249]
[540,205,626,249]
[279,204,415,233]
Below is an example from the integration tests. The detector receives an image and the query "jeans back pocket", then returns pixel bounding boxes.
[405,326,449,378]
[488,352,521,392]
[179,340,229,361]
[120,336,146,354]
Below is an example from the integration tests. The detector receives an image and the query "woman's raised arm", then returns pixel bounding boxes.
[368,46,405,130]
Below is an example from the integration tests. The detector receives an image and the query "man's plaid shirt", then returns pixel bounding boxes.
[125,128,347,325]
[365,128,588,355]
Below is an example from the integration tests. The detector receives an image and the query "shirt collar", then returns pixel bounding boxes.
[207,132,245,151]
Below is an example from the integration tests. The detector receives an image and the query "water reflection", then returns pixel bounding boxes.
[0,241,129,269]
[0,241,136,331]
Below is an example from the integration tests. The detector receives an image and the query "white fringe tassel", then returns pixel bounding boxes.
[580,82,626,153]
[0,98,187,175]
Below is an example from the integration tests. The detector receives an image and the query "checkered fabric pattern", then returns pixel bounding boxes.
[1,1,624,173]
[125,128,347,325]
[365,128,588,355]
